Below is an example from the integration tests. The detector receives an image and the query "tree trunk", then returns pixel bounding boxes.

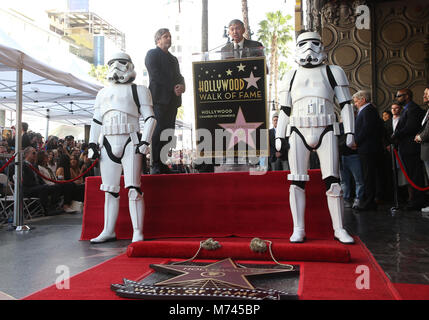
[268,35,276,110]
[241,0,251,39]
[202,0,208,52]
[273,35,279,111]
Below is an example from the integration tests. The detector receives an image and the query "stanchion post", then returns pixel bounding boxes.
[390,144,400,215]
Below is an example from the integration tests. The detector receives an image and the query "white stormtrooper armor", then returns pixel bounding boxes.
[276,32,355,244]
[88,52,156,243]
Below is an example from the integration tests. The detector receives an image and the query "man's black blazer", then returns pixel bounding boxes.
[394,101,425,155]
[221,39,264,59]
[8,161,44,189]
[22,161,45,188]
[145,47,185,107]
[355,103,384,154]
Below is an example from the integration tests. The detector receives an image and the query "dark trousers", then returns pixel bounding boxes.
[152,104,178,167]
[359,152,382,208]
[24,184,63,211]
[72,183,85,202]
[24,183,83,211]
[63,182,85,203]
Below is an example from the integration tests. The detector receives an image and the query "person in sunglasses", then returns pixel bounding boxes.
[392,88,426,210]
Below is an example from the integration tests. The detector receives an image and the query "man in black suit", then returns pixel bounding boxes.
[353,90,385,210]
[393,88,426,210]
[382,102,403,202]
[221,19,264,59]
[145,28,185,174]
[269,113,289,171]
[384,102,402,144]
[414,85,429,212]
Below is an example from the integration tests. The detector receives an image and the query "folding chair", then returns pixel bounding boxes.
[0,173,14,225]
[10,175,45,220]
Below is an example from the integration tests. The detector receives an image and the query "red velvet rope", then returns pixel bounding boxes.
[0,153,17,173]
[393,148,429,191]
[28,159,99,184]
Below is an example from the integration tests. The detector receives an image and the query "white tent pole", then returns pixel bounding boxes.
[14,68,28,231]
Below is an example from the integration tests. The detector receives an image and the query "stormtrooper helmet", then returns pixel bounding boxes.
[107,52,136,83]
[295,32,327,67]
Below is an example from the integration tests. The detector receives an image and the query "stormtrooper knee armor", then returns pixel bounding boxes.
[276,32,355,244]
[88,52,156,244]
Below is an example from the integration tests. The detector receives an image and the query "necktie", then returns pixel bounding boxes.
[234,43,240,59]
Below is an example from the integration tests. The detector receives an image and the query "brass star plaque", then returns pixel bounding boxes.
[150,258,294,289]
[111,258,299,300]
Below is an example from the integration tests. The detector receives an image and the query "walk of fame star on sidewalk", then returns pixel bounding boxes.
[150,258,294,290]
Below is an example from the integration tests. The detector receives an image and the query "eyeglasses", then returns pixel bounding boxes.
[396,94,406,98]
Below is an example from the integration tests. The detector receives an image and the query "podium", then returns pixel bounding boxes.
[192,51,268,172]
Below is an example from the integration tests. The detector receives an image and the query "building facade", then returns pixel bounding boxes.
[295,0,428,112]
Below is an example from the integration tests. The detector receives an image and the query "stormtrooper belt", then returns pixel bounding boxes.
[290,125,333,152]
[103,133,142,164]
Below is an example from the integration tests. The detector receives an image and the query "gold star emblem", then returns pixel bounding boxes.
[226,69,233,76]
[237,63,246,72]
[150,258,294,290]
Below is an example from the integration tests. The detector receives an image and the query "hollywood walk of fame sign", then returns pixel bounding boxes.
[111,258,299,300]
[192,57,268,160]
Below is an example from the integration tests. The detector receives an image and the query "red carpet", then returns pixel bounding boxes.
[81,170,336,241]
[127,238,351,263]
[24,170,413,300]
[393,283,429,300]
[23,238,401,300]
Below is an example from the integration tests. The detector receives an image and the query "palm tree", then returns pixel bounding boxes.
[241,0,251,39]
[257,11,293,111]
[88,64,108,85]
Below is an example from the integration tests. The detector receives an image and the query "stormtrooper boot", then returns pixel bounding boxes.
[289,184,306,243]
[128,188,145,243]
[90,193,120,243]
[326,183,354,244]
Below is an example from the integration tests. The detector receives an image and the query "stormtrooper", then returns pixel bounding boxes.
[275,32,355,244]
[88,52,156,243]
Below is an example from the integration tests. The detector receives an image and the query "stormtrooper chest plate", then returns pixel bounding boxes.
[99,85,140,135]
[289,66,336,128]
[99,85,140,118]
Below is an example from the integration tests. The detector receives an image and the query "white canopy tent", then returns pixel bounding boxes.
[0,30,103,229]
[0,30,102,126]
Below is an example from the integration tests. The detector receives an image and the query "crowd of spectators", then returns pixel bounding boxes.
[2,85,429,219]
[0,123,199,217]
[0,126,96,216]
[266,86,429,212]
[340,86,429,212]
